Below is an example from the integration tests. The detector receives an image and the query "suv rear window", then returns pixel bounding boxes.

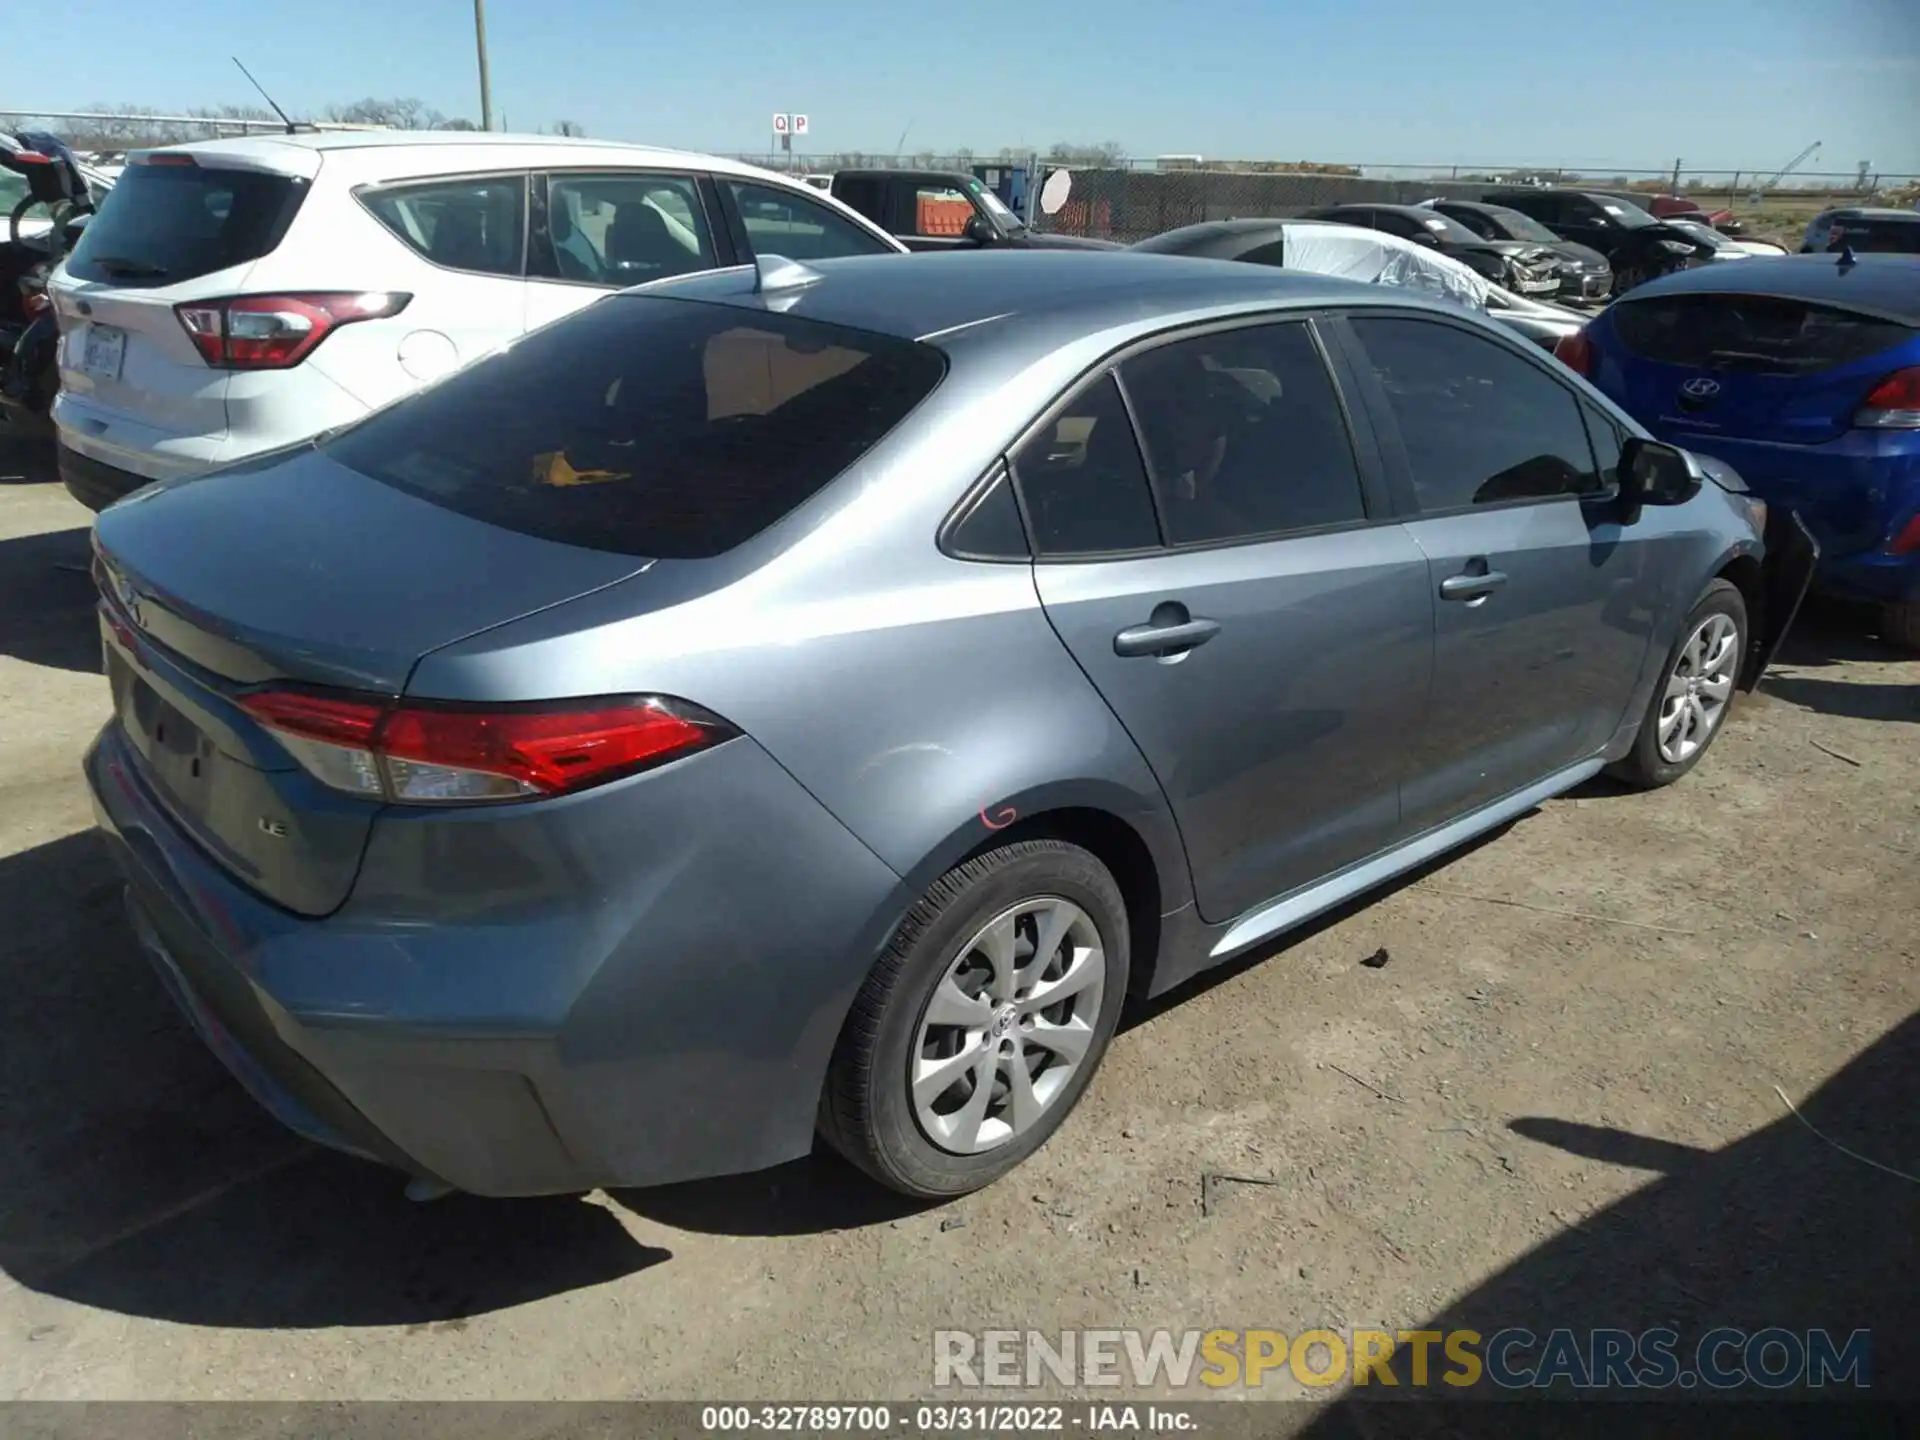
[65,162,307,286]
[323,296,947,559]
[1826,217,1920,254]
[1612,294,1916,374]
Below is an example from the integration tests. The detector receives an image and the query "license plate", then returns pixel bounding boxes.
[82,324,126,380]
[1519,277,1559,293]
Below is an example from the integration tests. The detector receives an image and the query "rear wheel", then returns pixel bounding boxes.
[1608,579,1748,789]
[1883,601,1920,652]
[821,840,1128,1199]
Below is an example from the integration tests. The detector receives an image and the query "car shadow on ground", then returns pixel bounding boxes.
[1296,1012,1917,1433]
[1761,597,1918,723]
[614,822,1525,1240]
[0,829,669,1329]
[0,523,99,675]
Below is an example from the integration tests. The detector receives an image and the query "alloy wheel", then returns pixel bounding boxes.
[1658,612,1740,764]
[910,897,1107,1155]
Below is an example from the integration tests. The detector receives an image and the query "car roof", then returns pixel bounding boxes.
[133,130,783,184]
[1615,253,1920,325]
[627,250,1445,346]
[1823,207,1920,221]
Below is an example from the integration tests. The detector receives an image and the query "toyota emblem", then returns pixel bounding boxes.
[1681,376,1722,400]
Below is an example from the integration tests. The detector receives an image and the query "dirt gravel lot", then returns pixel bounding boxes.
[2,431,1915,1422]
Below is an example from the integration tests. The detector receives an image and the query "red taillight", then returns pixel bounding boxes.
[1855,367,1920,429]
[136,152,199,167]
[1553,329,1596,377]
[237,690,733,804]
[1889,513,1920,557]
[174,292,410,370]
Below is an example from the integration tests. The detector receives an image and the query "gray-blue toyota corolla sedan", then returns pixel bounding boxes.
[84,251,1816,1200]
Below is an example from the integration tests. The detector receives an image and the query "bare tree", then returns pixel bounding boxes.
[553,119,587,137]
[324,97,446,131]
[437,117,482,131]
[1046,140,1127,166]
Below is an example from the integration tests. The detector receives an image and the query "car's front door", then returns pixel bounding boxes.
[1020,319,1435,924]
[524,170,726,332]
[1332,311,1664,832]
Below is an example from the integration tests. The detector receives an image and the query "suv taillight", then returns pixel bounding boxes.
[237,688,736,804]
[1553,329,1595,377]
[1855,367,1920,429]
[174,292,410,370]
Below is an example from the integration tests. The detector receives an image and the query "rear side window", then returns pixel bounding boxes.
[1349,316,1602,510]
[65,163,307,286]
[362,175,526,278]
[323,296,946,559]
[1612,294,1916,374]
[724,180,894,261]
[1121,323,1366,545]
[1010,375,1161,556]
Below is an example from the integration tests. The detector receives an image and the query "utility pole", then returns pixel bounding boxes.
[1671,156,1682,195]
[473,0,495,132]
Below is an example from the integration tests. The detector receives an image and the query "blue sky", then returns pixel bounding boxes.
[23,0,1920,174]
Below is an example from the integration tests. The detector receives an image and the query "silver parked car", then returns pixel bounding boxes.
[85,252,1814,1200]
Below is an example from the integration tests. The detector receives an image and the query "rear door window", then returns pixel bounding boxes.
[361,175,526,278]
[540,172,717,284]
[322,296,946,559]
[1612,294,1916,374]
[65,162,308,286]
[1120,323,1367,545]
[723,179,895,261]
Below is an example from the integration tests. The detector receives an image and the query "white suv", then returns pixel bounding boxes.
[49,132,906,510]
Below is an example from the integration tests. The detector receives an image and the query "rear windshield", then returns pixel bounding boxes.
[64,162,307,286]
[323,296,948,559]
[1613,293,1916,375]
[1826,218,1920,254]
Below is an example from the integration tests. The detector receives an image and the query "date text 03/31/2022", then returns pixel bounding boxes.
[700,1405,1196,1432]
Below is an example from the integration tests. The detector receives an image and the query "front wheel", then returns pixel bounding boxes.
[1608,579,1748,789]
[820,839,1129,1198]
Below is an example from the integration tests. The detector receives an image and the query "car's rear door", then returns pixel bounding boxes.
[1330,310,1663,832]
[1022,316,1435,925]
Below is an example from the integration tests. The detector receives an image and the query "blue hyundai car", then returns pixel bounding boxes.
[1559,253,1920,646]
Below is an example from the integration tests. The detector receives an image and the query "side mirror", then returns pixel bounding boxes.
[1411,231,1440,249]
[1618,436,1702,522]
[963,213,996,245]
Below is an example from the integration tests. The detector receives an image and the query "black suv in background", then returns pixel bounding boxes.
[1478,188,1717,294]
[1298,203,1564,296]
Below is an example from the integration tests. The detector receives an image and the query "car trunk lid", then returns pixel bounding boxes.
[1608,291,1918,445]
[93,450,653,914]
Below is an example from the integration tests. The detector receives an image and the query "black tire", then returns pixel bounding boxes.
[1608,579,1748,790]
[1882,601,1920,653]
[820,839,1128,1199]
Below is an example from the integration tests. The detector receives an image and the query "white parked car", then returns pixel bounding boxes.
[49,133,906,510]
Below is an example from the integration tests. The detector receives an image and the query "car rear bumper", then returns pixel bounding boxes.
[85,719,908,1196]
[53,391,225,484]
[1648,429,1920,604]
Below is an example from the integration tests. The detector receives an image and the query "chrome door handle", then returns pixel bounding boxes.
[1439,570,1508,602]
